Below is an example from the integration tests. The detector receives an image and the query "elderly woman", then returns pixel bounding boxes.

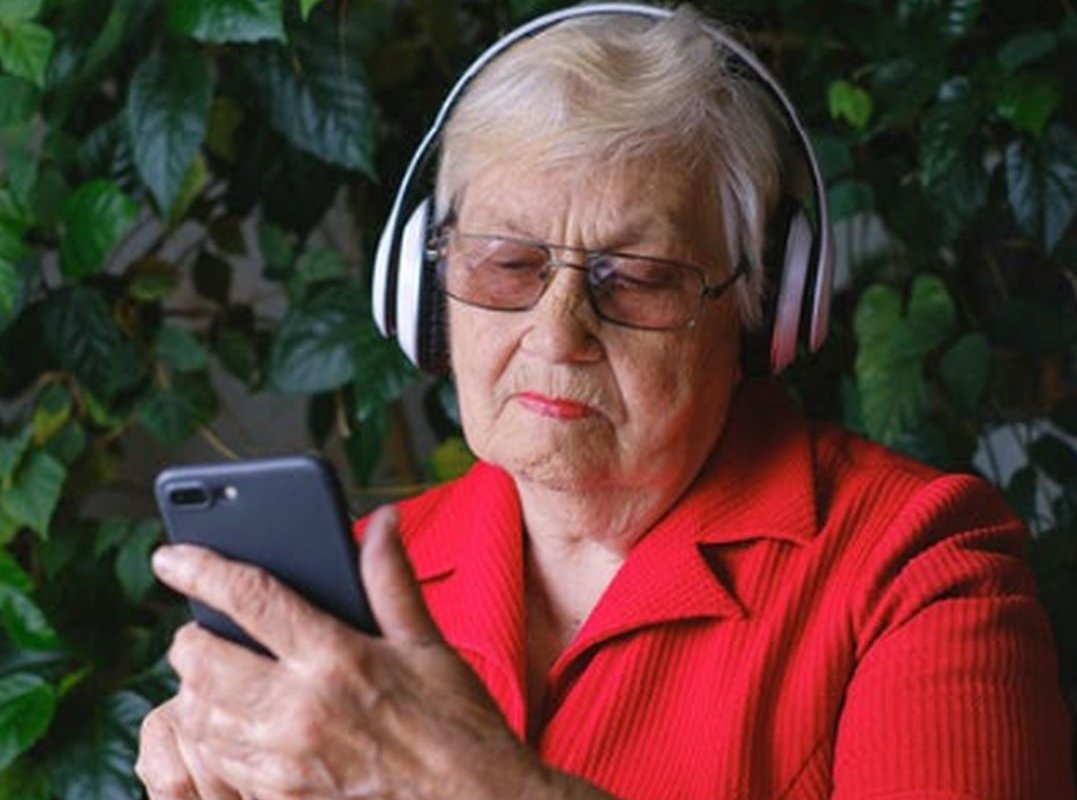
[137,5,1075,800]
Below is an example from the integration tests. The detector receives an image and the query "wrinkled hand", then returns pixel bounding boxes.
[136,506,541,800]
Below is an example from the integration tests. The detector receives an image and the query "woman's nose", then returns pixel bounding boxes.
[520,267,603,364]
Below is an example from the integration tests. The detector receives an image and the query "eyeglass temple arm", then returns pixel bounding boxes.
[701,260,750,298]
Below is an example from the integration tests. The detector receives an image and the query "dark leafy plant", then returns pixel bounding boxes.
[0,0,1073,795]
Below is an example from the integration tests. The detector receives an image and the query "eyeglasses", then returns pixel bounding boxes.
[432,229,746,331]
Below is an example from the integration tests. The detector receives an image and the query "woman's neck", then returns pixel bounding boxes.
[516,477,686,641]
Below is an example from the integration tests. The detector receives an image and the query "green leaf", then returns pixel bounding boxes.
[0,673,56,771]
[0,508,18,546]
[427,437,475,482]
[352,322,418,423]
[995,73,1061,138]
[290,248,345,293]
[127,49,213,212]
[1005,124,1077,253]
[4,136,36,208]
[906,273,956,347]
[854,283,902,349]
[0,758,50,800]
[42,286,147,401]
[94,516,130,558]
[827,79,873,131]
[0,0,40,23]
[166,152,208,224]
[77,116,138,195]
[244,20,377,176]
[167,0,285,44]
[853,276,956,445]
[269,282,366,392]
[115,519,161,603]
[257,222,296,271]
[997,30,1056,73]
[45,0,153,125]
[46,690,152,800]
[155,325,207,372]
[0,21,53,87]
[0,549,29,592]
[0,75,37,124]
[0,221,26,262]
[300,0,325,20]
[41,420,84,468]
[137,373,216,449]
[919,76,982,176]
[0,589,59,649]
[59,180,138,280]
[344,403,387,486]
[0,258,20,316]
[0,450,65,537]
[857,348,925,445]
[871,53,946,127]
[215,326,259,387]
[38,419,83,469]
[0,427,31,482]
[127,257,179,302]
[940,333,990,415]
[31,383,72,445]
[27,166,69,229]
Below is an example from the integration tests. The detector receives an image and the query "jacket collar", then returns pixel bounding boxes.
[401,379,819,677]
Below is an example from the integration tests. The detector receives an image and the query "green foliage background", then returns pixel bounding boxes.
[0,0,1074,793]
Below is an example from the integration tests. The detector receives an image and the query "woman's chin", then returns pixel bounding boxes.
[497,444,615,491]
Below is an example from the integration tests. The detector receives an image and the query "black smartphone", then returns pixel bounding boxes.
[154,455,380,653]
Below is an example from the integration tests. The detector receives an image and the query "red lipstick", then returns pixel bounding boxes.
[515,391,593,420]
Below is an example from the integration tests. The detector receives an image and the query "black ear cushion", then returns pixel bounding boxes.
[418,258,449,374]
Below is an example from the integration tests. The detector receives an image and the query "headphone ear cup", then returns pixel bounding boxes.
[394,199,433,369]
[768,207,813,373]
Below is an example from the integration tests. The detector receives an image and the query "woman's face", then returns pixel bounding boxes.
[447,157,743,495]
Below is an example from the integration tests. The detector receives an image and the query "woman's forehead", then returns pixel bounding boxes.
[456,158,715,243]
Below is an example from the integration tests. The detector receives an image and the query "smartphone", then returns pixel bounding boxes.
[154,455,380,653]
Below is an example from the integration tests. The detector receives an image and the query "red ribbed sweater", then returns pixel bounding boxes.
[356,381,1076,799]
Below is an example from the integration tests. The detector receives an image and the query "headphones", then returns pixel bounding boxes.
[372,2,833,375]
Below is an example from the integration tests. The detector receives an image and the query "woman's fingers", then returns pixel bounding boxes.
[362,506,442,644]
[136,700,243,800]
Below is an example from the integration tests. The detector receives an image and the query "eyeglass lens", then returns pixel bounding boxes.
[440,234,705,330]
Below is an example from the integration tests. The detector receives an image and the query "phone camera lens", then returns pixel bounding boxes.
[169,485,210,507]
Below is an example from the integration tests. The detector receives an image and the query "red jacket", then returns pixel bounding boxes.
[358,381,1075,799]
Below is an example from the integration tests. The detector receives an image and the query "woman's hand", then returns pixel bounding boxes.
[137,506,543,800]
[137,696,245,800]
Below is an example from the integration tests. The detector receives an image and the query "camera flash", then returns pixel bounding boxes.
[222,485,238,501]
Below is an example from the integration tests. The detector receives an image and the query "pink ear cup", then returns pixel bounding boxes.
[770,210,812,372]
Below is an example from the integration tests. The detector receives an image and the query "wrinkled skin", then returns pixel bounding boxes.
[136,508,583,800]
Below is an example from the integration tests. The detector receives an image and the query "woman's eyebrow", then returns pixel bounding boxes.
[481,217,682,249]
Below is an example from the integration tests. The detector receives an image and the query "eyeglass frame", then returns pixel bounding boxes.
[428,226,748,331]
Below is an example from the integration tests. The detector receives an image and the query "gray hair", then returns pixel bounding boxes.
[435,5,795,329]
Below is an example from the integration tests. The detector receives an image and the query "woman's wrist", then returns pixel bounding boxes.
[470,745,618,800]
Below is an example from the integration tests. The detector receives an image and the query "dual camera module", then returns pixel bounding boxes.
[166,483,239,509]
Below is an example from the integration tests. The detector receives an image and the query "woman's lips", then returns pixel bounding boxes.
[515,391,594,420]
